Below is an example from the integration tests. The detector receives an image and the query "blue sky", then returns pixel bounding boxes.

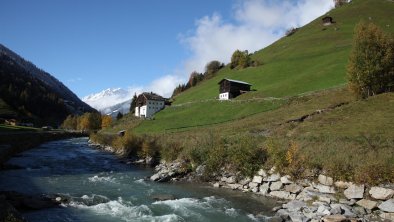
[0,0,333,100]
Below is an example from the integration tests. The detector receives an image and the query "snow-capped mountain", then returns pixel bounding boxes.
[82,88,137,114]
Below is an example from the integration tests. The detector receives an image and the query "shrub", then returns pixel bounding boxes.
[230,50,251,69]
[347,22,394,99]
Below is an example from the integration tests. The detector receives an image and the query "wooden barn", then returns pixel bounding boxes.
[135,92,166,118]
[322,16,334,26]
[218,79,252,100]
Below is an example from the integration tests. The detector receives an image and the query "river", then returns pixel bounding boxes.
[0,137,279,222]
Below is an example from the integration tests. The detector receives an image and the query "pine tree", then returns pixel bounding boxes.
[129,93,137,113]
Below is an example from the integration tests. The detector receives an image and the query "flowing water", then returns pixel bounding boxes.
[0,137,279,222]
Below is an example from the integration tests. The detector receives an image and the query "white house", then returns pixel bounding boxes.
[135,92,166,118]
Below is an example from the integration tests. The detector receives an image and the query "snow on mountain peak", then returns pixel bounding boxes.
[82,87,140,111]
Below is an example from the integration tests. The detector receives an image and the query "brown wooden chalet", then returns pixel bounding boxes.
[322,16,334,26]
[218,78,252,100]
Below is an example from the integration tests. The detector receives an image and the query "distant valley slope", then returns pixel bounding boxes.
[0,44,96,125]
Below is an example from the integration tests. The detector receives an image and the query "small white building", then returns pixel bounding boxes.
[135,92,166,118]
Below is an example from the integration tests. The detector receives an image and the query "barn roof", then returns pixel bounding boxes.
[218,78,252,86]
[141,92,165,101]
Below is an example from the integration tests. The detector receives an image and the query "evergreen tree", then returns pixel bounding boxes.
[129,93,137,113]
[116,112,124,120]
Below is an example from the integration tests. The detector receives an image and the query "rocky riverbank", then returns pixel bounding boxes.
[149,161,394,222]
[88,141,394,221]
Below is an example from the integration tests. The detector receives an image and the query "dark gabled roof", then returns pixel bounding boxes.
[141,92,165,101]
[218,78,252,86]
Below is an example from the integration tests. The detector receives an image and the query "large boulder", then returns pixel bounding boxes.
[264,173,281,182]
[285,184,303,194]
[270,191,296,200]
[321,215,347,222]
[356,199,377,210]
[270,181,283,191]
[282,200,306,212]
[259,183,270,195]
[369,187,394,200]
[315,184,336,194]
[380,212,394,221]
[280,175,293,184]
[318,174,334,186]
[252,175,263,184]
[379,199,394,213]
[257,168,267,177]
[344,184,364,199]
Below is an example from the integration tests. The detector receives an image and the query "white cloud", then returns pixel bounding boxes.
[180,0,334,75]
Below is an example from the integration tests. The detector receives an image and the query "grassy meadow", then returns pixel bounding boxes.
[94,0,394,184]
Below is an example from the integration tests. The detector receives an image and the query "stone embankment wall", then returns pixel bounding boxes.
[150,161,394,222]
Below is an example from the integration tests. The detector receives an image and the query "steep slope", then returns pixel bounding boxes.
[0,44,96,125]
[172,0,394,104]
[107,0,394,134]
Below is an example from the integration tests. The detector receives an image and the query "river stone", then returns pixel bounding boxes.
[318,174,334,186]
[249,182,259,189]
[252,176,263,184]
[270,191,296,200]
[226,176,237,184]
[380,212,394,221]
[378,199,394,213]
[282,200,306,212]
[213,182,220,188]
[257,168,267,177]
[280,175,293,184]
[285,184,303,194]
[352,206,366,216]
[251,187,259,193]
[356,199,377,210]
[151,194,176,201]
[331,204,356,218]
[344,184,364,199]
[259,183,270,195]
[150,173,160,181]
[319,196,331,204]
[270,181,283,191]
[288,211,306,222]
[264,173,281,182]
[238,177,251,186]
[321,215,346,222]
[315,184,336,194]
[369,187,394,200]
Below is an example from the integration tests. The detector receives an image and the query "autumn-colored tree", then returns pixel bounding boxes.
[230,50,251,69]
[101,115,112,128]
[77,112,102,131]
[347,22,394,99]
[205,60,224,79]
[61,115,77,130]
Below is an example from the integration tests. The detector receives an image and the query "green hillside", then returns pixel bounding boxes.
[96,0,394,183]
[172,0,394,104]
[120,0,394,133]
